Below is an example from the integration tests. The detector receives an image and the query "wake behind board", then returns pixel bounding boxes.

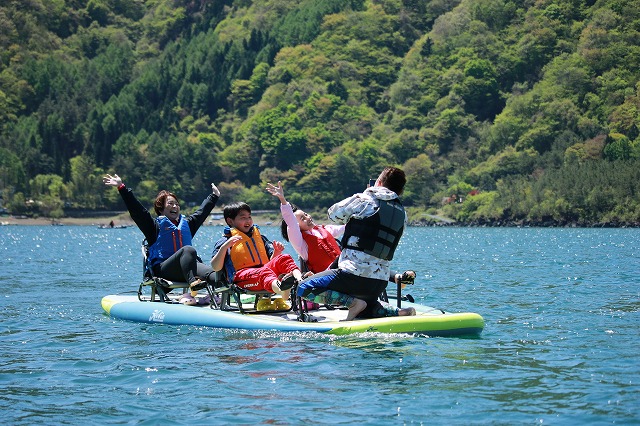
[101,294,484,337]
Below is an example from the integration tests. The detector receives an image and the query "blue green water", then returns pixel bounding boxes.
[1,225,638,424]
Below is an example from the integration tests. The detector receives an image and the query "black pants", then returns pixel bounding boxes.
[328,270,387,318]
[152,246,214,287]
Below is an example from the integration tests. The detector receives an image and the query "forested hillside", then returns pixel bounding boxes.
[1,0,639,225]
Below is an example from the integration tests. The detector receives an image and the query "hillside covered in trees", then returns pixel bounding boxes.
[1,0,639,225]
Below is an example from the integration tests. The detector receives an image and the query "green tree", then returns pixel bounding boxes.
[603,133,637,161]
[69,155,103,209]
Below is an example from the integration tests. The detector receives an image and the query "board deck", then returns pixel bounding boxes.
[102,294,484,337]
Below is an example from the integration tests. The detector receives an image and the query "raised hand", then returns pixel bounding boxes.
[103,173,122,187]
[211,182,220,197]
[224,235,243,249]
[266,181,286,204]
[272,240,285,256]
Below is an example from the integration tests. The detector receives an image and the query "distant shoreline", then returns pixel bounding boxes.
[0,214,133,227]
[3,214,638,228]
[409,218,640,228]
[0,213,273,227]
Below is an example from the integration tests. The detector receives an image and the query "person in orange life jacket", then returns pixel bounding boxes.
[296,167,416,319]
[210,202,304,308]
[103,173,219,306]
[266,181,415,315]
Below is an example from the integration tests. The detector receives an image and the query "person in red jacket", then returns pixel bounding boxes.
[267,182,342,275]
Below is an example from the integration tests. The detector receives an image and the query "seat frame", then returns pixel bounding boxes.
[292,257,415,322]
[136,239,293,314]
[213,269,290,314]
[137,239,191,303]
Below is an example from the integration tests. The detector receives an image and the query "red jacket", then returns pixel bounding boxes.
[302,226,341,273]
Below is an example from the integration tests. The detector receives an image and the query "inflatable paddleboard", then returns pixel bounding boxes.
[102,294,484,337]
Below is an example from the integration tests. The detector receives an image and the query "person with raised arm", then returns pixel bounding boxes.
[103,173,221,305]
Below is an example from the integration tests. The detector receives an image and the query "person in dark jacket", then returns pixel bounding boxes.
[103,173,220,305]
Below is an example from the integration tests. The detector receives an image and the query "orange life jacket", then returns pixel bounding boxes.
[228,226,270,271]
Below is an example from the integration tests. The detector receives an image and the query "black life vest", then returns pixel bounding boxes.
[342,198,405,260]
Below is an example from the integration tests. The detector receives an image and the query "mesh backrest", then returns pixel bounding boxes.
[141,239,153,279]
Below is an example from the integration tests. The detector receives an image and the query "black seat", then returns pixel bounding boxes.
[214,268,290,314]
[292,257,310,320]
[137,239,239,308]
[292,256,336,322]
[137,239,191,303]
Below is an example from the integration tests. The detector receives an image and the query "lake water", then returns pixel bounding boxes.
[1,225,638,424]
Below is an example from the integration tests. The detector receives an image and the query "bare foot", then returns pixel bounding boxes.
[343,298,367,321]
[398,307,416,316]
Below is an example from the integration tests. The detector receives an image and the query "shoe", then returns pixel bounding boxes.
[197,294,211,306]
[273,298,290,311]
[278,273,297,291]
[190,278,207,291]
[179,293,197,306]
[256,297,275,312]
[304,300,320,311]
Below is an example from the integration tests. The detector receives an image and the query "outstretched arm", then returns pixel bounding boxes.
[267,181,308,259]
[103,173,158,243]
[188,182,221,236]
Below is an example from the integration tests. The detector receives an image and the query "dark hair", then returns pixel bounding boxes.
[223,202,252,220]
[378,167,406,196]
[154,190,179,216]
[280,203,298,242]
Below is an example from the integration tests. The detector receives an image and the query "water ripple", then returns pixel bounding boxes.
[0,226,638,424]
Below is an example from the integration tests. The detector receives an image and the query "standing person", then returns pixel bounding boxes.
[103,173,220,306]
[296,167,416,318]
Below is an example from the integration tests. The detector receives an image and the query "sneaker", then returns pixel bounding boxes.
[197,294,211,306]
[256,297,275,312]
[273,298,290,311]
[278,273,297,291]
[190,278,207,291]
[179,293,197,306]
